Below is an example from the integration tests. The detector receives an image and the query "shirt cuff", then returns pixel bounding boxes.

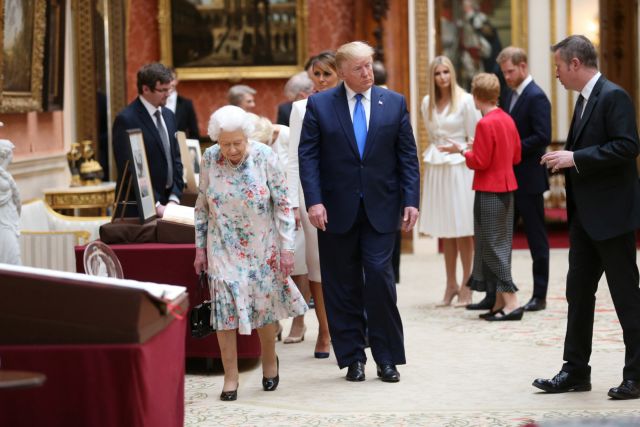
[169,195,181,204]
[572,152,580,173]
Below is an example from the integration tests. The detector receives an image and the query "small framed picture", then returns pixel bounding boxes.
[186,138,202,185]
[126,129,156,223]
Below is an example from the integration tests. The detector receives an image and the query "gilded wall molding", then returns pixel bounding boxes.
[415,0,429,162]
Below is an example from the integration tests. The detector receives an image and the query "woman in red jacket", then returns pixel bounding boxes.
[440,73,523,321]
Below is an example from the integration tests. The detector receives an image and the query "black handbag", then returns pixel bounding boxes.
[189,271,215,338]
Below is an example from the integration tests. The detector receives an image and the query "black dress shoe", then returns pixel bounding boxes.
[345,361,366,382]
[523,297,547,312]
[608,380,640,399]
[532,371,591,393]
[377,364,400,383]
[262,356,279,391]
[485,307,524,321]
[220,387,238,401]
[479,308,503,319]
[466,296,496,311]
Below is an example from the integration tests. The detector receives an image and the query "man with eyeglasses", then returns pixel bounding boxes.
[113,62,184,218]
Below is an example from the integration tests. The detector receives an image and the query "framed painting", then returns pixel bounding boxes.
[42,0,66,111]
[127,129,157,223]
[436,0,527,91]
[159,0,308,80]
[0,0,47,113]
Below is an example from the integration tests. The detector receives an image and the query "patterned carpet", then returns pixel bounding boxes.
[184,247,640,427]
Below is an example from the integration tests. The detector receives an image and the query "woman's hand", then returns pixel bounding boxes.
[280,250,294,276]
[194,248,207,275]
[293,207,301,230]
[437,140,464,154]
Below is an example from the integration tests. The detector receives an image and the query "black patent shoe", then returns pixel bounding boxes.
[608,380,640,400]
[220,387,238,401]
[479,307,504,319]
[466,296,496,311]
[346,361,366,382]
[523,297,547,312]
[485,307,524,321]
[262,356,279,391]
[532,371,591,393]
[376,364,400,383]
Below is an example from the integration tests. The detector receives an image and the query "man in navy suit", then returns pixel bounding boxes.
[299,41,420,383]
[113,63,184,218]
[496,46,551,312]
[536,35,640,400]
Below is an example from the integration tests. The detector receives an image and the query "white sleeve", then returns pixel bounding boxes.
[462,94,481,141]
[287,101,305,208]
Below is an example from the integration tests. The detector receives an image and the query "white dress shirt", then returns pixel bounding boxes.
[344,84,371,129]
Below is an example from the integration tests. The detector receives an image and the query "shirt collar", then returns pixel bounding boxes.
[514,75,533,96]
[139,95,162,117]
[344,83,372,102]
[580,71,601,101]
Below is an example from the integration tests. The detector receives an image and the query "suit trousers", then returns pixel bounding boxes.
[317,203,405,369]
[562,213,640,380]
[514,191,549,299]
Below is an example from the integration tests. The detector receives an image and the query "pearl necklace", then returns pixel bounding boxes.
[224,152,248,170]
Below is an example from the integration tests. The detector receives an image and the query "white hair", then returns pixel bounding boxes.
[250,116,275,145]
[284,71,314,101]
[207,105,254,141]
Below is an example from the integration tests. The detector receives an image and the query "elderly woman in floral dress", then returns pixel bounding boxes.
[193,105,307,402]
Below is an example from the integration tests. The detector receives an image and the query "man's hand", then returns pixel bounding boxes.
[280,250,294,276]
[193,248,207,275]
[156,204,166,218]
[540,150,574,173]
[307,203,328,231]
[293,207,301,230]
[402,206,419,232]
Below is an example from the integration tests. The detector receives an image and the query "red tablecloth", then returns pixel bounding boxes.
[75,243,261,359]
[0,317,185,427]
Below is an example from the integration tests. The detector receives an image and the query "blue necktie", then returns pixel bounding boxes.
[353,94,367,158]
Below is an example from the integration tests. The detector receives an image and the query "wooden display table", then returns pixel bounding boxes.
[44,182,116,216]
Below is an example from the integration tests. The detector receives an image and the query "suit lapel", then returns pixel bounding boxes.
[571,76,605,146]
[510,83,532,116]
[363,86,383,159]
[332,83,360,158]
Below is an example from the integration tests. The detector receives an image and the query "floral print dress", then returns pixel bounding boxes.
[195,141,307,335]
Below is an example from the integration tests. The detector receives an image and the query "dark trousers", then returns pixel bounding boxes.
[317,204,405,369]
[514,191,550,299]
[562,214,640,380]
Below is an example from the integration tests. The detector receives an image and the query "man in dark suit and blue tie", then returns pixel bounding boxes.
[299,41,420,383]
[113,63,184,218]
[535,35,640,400]
[496,46,551,312]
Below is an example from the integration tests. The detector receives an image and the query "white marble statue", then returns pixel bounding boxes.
[0,139,21,265]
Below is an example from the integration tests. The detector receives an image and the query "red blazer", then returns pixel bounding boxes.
[464,108,521,192]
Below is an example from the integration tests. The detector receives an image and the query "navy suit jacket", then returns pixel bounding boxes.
[113,97,184,208]
[565,76,640,240]
[505,80,551,194]
[298,83,420,234]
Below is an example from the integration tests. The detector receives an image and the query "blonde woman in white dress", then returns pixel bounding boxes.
[419,56,481,307]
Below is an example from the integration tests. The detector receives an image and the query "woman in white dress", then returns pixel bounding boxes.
[419,56,481,306]
[286,51,338,357]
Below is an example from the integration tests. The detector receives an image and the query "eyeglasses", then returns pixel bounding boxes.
[152,86,171,94]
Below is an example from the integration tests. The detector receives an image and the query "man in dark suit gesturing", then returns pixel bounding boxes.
[113,63,184,218]
[299,41,420,383]
[535,35,640,400]
[497,46,551,312]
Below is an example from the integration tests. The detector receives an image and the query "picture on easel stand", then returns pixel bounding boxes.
[126,129,156,223]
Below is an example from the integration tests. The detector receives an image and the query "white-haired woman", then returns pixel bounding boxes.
[193,106,307,401]
[419,55,481,307]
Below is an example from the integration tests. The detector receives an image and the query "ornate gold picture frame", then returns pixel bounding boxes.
[0,0,47,113]
[158,0,308,80]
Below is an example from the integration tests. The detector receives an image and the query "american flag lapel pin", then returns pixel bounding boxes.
[378,99,383,106]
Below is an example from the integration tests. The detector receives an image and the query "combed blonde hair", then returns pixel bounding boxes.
[250,116,275,145]
[425,56,464,120]
[336,41,375,70]
[471,73,500,104]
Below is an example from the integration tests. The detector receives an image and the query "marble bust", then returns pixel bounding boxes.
[0,139,21,265]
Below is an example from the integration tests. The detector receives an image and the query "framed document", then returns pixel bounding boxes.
[126,129,156,223]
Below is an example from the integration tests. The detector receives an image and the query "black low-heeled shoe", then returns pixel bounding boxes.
[220,386,238,401]
[485,307,524,321]
[479,307,504,319]
[262,356,279,391]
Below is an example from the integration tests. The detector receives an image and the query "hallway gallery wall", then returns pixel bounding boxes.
[127,0,356,135]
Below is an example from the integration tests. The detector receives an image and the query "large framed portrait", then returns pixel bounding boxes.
[158,0,308,80]
[0,0,47,113]
[436,0,527,91]
[42,0,66,111]
[126,129,157,223]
